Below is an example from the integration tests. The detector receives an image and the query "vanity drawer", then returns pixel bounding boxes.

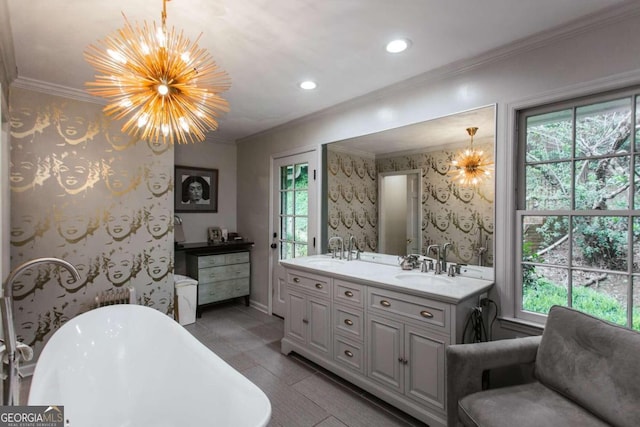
[197,251,250,268]
[287,271,331,298]
[333,304,364,340]
[198,263,250,284]
[368,288,449,332]
[198,278,250,305]
[334,280,364,308]
[334,335,364,374]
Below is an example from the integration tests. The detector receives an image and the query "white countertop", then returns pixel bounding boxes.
[280,254,494,304]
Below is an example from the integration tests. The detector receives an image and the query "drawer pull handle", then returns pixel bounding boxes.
[344,350,354,358]
[420,310,434,318]
[293,277,300,283]
[344,290,354,297]
[344,319,354,326]
[315,283,323,289]
[380,300,391,307]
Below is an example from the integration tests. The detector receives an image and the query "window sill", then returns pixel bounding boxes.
[498,316,544,337]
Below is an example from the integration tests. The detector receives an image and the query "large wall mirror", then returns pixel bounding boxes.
[321,104,496,267]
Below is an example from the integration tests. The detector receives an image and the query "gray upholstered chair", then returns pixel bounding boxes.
[446,305,640,427]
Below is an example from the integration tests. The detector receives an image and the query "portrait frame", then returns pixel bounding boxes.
[175,165,218,213]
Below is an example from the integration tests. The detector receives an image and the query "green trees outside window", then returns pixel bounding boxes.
[518,89,640,330]
[280,163,309,259]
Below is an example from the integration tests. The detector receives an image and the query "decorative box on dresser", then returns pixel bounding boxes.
[179,241,254,317]
[280,256,493,427]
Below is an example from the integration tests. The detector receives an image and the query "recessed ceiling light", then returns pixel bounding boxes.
[300,81,317,90]
[386,39,410,53]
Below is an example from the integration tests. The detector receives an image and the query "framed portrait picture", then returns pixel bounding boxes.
[175,165,218,213]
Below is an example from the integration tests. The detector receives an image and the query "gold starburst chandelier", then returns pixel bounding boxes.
[449,127,493,186]
[84,0,231,144]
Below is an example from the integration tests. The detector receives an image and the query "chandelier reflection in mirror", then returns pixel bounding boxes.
[84,0,230,144]
[449,127,493,186]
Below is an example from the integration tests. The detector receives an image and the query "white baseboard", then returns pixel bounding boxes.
[249,299,269,314]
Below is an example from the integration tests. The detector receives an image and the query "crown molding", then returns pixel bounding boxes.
[11,76,105,105]
[239,1,640,144]
[415,0,640,85]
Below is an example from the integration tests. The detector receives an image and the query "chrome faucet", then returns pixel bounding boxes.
[478,246,487,267]
[441,242,452,272]
[328,236,344,259]
[347,235,357,261]
[426,244,441,274]
[1,258,80,405]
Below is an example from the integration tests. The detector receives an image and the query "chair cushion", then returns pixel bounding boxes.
[535,306,640,427]
[458,382,610,427]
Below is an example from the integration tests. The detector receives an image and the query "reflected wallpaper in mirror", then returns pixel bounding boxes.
[324,106,495,266]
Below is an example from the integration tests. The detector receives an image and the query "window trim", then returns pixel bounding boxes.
[513,85,640,327]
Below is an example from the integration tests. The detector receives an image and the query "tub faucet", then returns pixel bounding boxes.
[328,236,344,259]
[1,258,80,405]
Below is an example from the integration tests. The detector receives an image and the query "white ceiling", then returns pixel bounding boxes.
[6,0,629,143]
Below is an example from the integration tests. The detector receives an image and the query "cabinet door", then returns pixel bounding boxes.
[367,314,403,393]
[404,325,449,410]
[285,290,307,344]
[307,296,331,356]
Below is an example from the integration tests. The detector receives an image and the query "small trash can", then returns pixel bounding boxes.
[174,274,198,325]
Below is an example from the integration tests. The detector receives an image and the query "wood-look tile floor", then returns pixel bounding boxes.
[187,301,427,427]
[20,300,427,427]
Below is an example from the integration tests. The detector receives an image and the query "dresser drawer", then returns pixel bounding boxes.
[368,288,449,332]
[334,280,364,308]
[197,251,250,268]
[334,335,364,374]
[334,304,363,340]
[287,271,331,298]
[198,278,250,305]
[198,263,250,284]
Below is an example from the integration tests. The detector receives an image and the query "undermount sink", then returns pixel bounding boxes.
[394,273,453,286]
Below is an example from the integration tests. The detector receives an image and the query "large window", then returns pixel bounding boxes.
[517,87,640,330]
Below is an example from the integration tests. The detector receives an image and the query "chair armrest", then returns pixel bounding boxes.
[446,335,542,427]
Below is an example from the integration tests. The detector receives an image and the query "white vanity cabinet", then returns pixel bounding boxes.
[332,279,365,374]
[280,259,493,427]
[284,270,332,358]
[367,287,450,412]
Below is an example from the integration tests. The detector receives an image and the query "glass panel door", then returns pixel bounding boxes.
[279,162,310,260]
[271,151,317,316]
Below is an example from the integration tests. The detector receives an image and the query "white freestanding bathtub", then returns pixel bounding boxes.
[28,304,271,427]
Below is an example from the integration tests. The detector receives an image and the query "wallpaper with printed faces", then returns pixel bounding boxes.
[9,87,174,358]
[327,144,494,266]
[327,148,378,253]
